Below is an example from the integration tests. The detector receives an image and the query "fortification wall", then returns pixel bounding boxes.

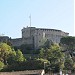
[10,37,34,47]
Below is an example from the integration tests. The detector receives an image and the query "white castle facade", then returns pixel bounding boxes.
[0,27,69,49]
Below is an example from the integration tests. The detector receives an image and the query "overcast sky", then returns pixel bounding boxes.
[0,0,74,38]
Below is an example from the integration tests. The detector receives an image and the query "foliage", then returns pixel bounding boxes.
[1,39,75,72]
[20,44,34,54]
[7,49,16,64]
[60,36,75,71]
[15,49,26,62]
[48,44,64,63]
[2,59,49,71]
[60,36,75,57]
[48,44,64,72]
[7,49,26,65]
[0,43,12,64]
[0,61,4,71]
[39,48,45,58]
[64,57,74,70]
[0,43,27,71]
[37,58,50,64]
[39,44,64,62]
[39,43,64,72]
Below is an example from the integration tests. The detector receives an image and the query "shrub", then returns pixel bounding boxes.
[0,61,4,71]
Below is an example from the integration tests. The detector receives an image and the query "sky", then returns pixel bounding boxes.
[0,0,74,38]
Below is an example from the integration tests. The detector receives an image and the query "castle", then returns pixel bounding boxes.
[0,27,69,49]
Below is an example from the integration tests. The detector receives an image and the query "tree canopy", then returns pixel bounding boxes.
[39,43,64,72]
[15,49,25,62]
[0,43,12,64]
[60,36,75,57]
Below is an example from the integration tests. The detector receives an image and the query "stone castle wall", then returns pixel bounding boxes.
[0,27,69,49]
[22,27,69,49]
[10,37,34,47]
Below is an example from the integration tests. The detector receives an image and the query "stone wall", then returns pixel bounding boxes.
[0,27,69,50]
[22,27,69,49]
[10,37,33,47]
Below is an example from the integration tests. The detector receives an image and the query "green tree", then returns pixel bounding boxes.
[60,36,75,57]
[39,44,64,62]
[0,61,4,71]
[39,48,45,58]
[64,56,73,70]
[3,58,49,71]
[15,49,25,62]
[7,49,16,64]
[48,44,64,71]
[0,43,12,64]
[60,36,75,71]
[39,43,64,72]
[48,44,64,63]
